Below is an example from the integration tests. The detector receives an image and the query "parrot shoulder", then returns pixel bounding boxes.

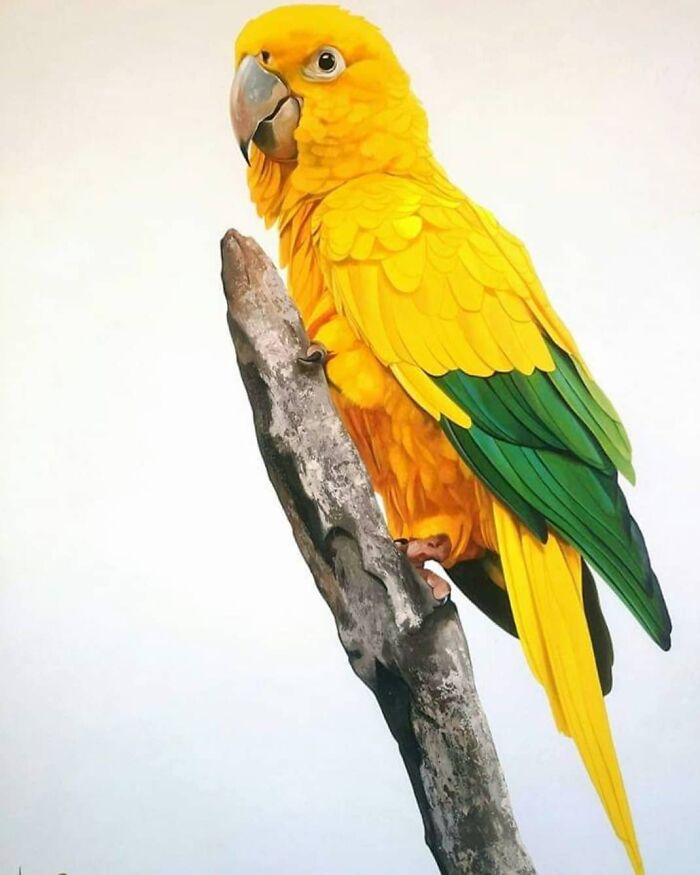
[311,172,578,382]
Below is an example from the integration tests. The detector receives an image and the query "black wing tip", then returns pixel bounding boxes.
[656,627,672,652]
[648,603,672,651]
[646,569,672,651]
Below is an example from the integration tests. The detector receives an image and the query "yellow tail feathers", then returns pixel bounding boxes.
[492,503,644,875]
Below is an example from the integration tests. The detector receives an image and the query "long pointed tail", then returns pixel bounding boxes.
[493,502,644,875]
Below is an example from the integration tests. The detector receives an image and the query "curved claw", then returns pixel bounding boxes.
[297,342,328,367]
[419,568,451,604]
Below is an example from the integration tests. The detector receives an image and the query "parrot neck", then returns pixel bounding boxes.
[291,84,438,195]
[245,84,444,228]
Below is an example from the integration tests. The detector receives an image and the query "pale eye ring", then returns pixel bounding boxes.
[303,46,346,81]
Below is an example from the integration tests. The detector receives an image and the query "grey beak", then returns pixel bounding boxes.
[230,55,300,164]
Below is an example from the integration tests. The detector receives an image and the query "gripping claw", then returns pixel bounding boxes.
[298,342,328,366]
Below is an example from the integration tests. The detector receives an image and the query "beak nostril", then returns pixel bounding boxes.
[260,50,270,64]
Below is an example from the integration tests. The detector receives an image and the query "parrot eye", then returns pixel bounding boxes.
[318,51,336,71]
[303,46,346,81]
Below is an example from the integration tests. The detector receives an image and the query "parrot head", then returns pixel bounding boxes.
[232,5,431,188]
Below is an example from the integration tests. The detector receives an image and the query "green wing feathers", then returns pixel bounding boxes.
[435,340,672,651]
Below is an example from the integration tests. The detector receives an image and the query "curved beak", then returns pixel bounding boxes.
[230,55,300,165]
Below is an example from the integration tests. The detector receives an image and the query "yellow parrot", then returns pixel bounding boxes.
[231,6,671,872]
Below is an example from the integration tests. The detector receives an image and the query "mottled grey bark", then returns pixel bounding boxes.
[220,229,537,875]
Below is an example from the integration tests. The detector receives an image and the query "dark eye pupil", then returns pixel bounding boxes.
[318,51,336,72]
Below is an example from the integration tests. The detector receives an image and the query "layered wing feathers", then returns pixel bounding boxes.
[315,174,562,378]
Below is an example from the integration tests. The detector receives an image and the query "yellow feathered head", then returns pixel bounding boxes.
[231,5,430,186]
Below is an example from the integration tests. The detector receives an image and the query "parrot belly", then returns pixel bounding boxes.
[335,385,492,565]
[319,317,495,566]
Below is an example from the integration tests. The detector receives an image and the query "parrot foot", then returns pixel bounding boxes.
[297,342,328,367]
[394,534,452,603]
[418,567,452,603]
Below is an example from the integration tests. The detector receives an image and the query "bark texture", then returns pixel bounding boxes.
[221,229,537,875]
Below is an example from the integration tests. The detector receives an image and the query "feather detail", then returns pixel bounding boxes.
[493,506,644,875]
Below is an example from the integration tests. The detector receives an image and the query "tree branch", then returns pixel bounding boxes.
[220,229,537,875]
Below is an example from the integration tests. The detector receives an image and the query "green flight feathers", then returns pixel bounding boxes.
[434,339,671,651]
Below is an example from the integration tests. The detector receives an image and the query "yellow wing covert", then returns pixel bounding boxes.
[312,174,580,427]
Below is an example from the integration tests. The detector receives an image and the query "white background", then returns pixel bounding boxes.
[2,1,699,873]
